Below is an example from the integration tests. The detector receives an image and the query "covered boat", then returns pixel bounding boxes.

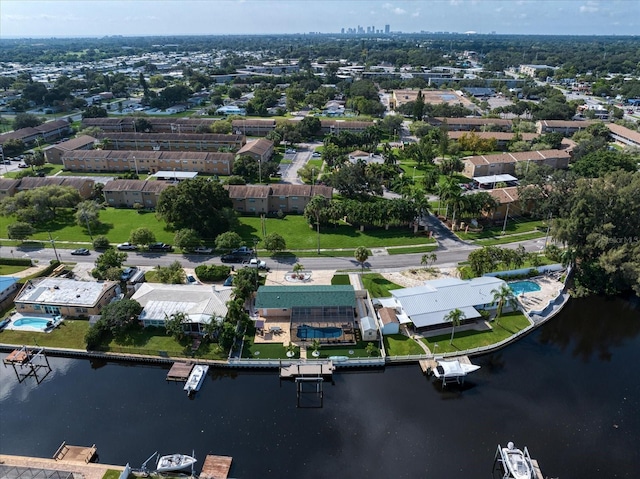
[184,364,209,396]
[500,442,532,479]
[156,453,197,473]
[432,358,480,385]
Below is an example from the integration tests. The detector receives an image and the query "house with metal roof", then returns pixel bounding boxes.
[132,283,233,334]
[377,276,507,330]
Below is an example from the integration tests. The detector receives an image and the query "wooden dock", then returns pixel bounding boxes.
[166,361,193,381]
[200,454,232,479]
[53,442,97,463]
[280,361,334,378]
[530,458,544,479]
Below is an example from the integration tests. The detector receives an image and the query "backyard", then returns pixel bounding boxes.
[420,311,531,354]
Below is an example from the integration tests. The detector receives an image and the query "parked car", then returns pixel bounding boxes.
[221,254,244,263]
[70,248,90,256]
[120,266,138,281]
[243,258,267,270]
[186,275,197,284]
[117,242,138,251]
[148,242,173,252]
[312,152,321,157]
[18,163,29,168]
[232,246,254,256]
[223,276,234,286]
[193,246,213,254]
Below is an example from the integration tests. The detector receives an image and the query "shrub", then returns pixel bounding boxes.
[93,235,110,250]
[195,264,231,282]
[0,257,33,267]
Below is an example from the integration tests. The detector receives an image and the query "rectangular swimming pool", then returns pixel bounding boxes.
[297,325,342,340]
[509,280,541,295]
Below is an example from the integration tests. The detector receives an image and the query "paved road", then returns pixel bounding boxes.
[0,236,548,274]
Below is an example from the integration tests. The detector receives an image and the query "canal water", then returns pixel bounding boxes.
[1,295,639,479]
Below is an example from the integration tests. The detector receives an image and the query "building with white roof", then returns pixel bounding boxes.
[377,277,507,330]
[14,278,121,318]
[132,283,233,334]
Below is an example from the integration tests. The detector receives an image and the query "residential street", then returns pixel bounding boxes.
[0,236,548,274]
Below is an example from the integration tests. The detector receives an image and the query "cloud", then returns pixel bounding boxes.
[450,0,462,5]
[382,3,406,15]
[580,1,599,13]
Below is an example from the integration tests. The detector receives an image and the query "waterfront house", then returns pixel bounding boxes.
[13,278,120,319]
[255,285,358,343]
[132,283,232,334]
[376,277,508,331]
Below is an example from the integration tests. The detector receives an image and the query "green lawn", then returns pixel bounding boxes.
[104,326,228,360]
[383,334,425,356]
[0,264,30,275]
[0,320,90,349]
[420,311,531,354]
[312,341,375,358]
[457,219,546,241]
[240,215,436,251]
[241,339,294,359]
[361,273,402,298]
[331,274,351,285]
[0,207,176,247]
[387,244,437,255]
[474,231,547,246]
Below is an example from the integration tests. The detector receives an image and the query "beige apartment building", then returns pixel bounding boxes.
[62,150,235,175]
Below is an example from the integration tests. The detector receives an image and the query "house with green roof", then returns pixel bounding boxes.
[255,285,358,341]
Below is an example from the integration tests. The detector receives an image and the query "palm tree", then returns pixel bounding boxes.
[421,252,437,269]
[354,246,371,272]
[311,338,321,357]
[491,284,518,325]
[444,308,465,345]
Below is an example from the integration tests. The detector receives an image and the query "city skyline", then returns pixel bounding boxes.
[1,0,639,38]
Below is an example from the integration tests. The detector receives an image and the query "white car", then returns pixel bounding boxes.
[243,258,267,270]
[193,246,213,254]
[117,242,138,251]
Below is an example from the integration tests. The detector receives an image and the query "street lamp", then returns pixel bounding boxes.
[413,166,417,181]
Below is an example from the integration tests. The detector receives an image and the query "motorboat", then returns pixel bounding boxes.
[184,364,209,396]
[500,442,532,479]
[156,453,197,473]
[431,358,480,385]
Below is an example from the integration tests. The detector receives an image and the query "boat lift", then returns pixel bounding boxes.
[493,444,540,479]
[3,346,52,384]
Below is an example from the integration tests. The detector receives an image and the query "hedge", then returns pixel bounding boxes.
[194,264,231,282]
[0,257,33,266]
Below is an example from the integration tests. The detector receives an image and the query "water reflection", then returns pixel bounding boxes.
[0,296,638,479]
[538,295,640,362]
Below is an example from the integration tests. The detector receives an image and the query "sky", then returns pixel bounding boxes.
[1,0,639,38]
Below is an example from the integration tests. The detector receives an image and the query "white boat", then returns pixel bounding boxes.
[156,453,197,473]
[432,358,481,385]
[500,442,532,479]
[184,364,209,395]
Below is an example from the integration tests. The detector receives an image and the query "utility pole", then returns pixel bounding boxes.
[502,203,510,234]
[48,231,61,263]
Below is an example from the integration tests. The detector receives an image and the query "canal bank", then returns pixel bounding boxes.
[2,295,639,479]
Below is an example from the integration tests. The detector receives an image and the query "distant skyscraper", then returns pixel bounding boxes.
[385,24,390,34]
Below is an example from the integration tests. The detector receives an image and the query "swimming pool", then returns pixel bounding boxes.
[297,325,343,340]
[509,280,541,295]
[10,317,58,331]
